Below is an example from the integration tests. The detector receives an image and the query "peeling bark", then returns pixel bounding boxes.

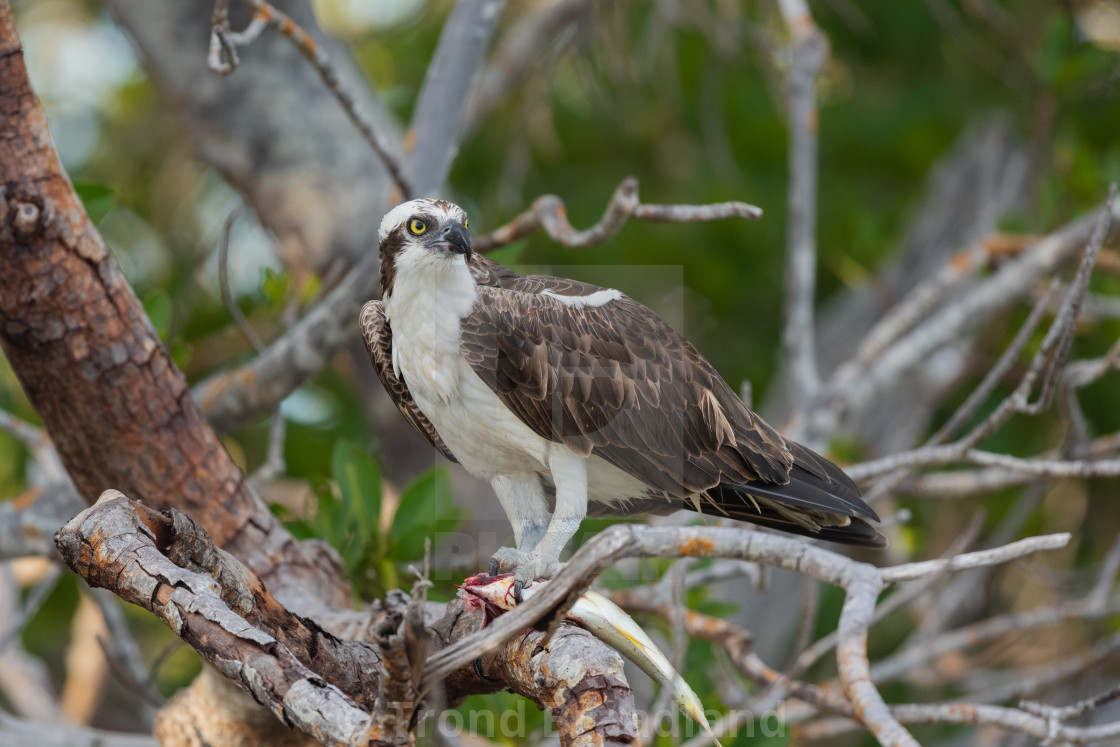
[55,491,641,746]
[488,627,639,745]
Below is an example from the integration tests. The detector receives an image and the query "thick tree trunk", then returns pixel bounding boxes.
[0,0,346,609]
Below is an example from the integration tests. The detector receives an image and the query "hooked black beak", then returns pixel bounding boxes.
[426,222,472,261]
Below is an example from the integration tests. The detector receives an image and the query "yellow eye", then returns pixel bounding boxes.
[409,218,427,235]
[463,218,469,229]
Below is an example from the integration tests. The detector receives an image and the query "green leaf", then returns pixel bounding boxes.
[307,476,341,543]
[74,182,116,226]
[259,267,290,309]
[300,273,322,304]
[170,338,192,370]
[331,440,382,555]
[390,466,464,562]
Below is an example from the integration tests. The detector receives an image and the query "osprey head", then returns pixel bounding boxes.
[378,199,472,296]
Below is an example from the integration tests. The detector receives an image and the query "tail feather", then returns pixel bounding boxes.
[725,466,878,522]
[703,442,886,548]
[705,487,887,547]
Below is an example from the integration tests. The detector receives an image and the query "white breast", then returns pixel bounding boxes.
[384,245,477,404]
[384,248,552,478]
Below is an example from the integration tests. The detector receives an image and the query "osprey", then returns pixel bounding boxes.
[362,199,884,595]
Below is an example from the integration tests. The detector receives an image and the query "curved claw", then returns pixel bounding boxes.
[488,557,501,577]
[512,579,524,604]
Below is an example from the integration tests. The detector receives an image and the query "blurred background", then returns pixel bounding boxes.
[2,0,1120,744]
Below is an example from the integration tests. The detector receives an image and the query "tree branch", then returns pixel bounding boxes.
[808,195,1120,440]
[777,0,827,421]
[473,176,762,252]
[208,0,410,199]
[424,522,1070,747]
[0,10,347,609]
[406,0,507,197]
[55,490,641,745]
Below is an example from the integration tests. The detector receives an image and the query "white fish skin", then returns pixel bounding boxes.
[458,573,718,742]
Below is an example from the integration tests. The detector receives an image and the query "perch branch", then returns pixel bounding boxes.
[55,492,379,746]
[54,490,640,745]
[424,523,1069,747]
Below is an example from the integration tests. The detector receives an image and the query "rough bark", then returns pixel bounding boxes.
[55,494,382,738]
[0,0,347,609]
[55,491,641,746]
[488,627,638,745]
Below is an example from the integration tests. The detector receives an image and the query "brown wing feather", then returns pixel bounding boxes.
[359,300,459,463]
[458,283,794,497]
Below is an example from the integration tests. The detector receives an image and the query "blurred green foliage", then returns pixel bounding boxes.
[278,441,466,600]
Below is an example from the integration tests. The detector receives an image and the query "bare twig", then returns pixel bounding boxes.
[1022,684,1120,729]
[473,176,762,252]
[811,195,1120,440]
[208,0,410,197]
[879,533,1070,583]
[896,429,1120,497]
[777,0,827,418]
[932,279,1060,443]
[1089,530,1120,611]
[0,564,62,654]
[1064,335,1120,389]
[252,411,288,483]
[853,446,1120,482]
[800,700,1120,744]
[217,209,265,353]
[88,588,163,717]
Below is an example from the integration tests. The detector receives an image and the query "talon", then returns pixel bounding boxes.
[513,579,524,604]
[488,558,500,577]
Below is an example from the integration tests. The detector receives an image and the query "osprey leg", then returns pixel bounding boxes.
[490,474,550,551]
[489,450,589,600]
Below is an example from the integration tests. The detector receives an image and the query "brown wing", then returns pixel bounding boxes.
[457,283,795,497]
[359,300,458,463]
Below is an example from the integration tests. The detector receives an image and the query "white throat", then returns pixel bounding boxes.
[383,243,477,400]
